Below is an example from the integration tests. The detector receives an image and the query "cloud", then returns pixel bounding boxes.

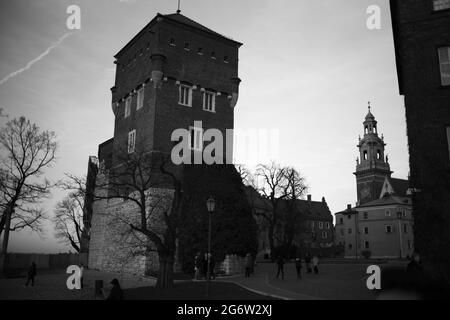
[0,32,73,86]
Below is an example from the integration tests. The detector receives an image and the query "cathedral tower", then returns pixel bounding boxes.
[354,105,392,205]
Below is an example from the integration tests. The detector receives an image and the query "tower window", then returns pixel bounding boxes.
[365,126,368,134]
[178,84,192,107]
[363,151,368,160]
[203,91,216,112]
[377,150,381,160]
[433,0,450,11]
[189,127,203,151]
[128,130,136,154]
[137,87,144,110]
[438,47,450,86]
[125,96,132,118]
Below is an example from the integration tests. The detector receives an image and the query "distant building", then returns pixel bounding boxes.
[390,0,450,278]
[247,187,334,258]
[334,107,413,259]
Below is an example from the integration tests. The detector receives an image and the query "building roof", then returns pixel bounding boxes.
[115,12,242,58]
[245,186,332,220]
[357,194,412,208]
[388,177,410,197]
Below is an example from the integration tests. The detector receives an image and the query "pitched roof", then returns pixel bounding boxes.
[389,177,410,197]
[115,12,242,58]
[357,194,412,208]
[163,13,242,46]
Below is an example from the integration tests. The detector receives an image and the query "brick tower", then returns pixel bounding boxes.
[86,12,242,275]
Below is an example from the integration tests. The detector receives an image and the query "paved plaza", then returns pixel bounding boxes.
[0,262,383,300]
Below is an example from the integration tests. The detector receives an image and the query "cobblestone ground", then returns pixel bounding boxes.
[220,262,380,300]
[0,269,155,300]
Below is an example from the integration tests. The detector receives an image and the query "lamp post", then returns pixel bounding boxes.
[206,196,215,299]
[397,212,403,259]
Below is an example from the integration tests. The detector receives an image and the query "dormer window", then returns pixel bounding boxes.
[211,51,216,59]
[224,56,229,63]
[184,42,190,51]
[197,47,203,55]
[169,38,176,46]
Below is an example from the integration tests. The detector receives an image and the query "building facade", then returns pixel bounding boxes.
[390,0,450,278]
[85,12,242,275]
[335,108,412,259]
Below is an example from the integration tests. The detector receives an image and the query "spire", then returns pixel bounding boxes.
[176,0,181,14]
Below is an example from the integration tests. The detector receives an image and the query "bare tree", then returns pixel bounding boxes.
[93,144,184,288]
[53,192,84,252]
[249,162,308,259]
[0,117,57,266]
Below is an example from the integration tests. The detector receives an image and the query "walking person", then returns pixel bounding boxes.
[275,255,285,280]
[194,252,202,280]
[295,257,303,279]
[103,278,124,300]
[79,263,85,289]
[25,262,37,287]
[305,252,312,274]
[245,253,253,277]
[312,255,320,275]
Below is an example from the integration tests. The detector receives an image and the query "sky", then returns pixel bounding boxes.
[0,0,408,253]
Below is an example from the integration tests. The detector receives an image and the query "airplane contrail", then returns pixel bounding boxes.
[0,32,73,86]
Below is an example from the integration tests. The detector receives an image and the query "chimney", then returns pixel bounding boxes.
[322,197,326,203]
[307,195,312,202]
[347,204,352,211]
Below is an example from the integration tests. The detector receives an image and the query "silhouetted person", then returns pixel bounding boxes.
[202,253,208,279]
[105,279,123,300]
[312,255,320,274]
[79,263,85,289]
[208,254,216,280]
[295,257,302,279]
[245,253,253,277]
[305,253,312,273]
[25,262,36,287]
[276,255,285,280]
[194,252,202,280]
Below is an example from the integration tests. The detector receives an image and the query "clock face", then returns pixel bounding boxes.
[360,185,371,200]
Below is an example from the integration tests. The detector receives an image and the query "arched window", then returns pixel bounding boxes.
[363,151,368,160]
[365,126,368,134]
[377,150,381,160]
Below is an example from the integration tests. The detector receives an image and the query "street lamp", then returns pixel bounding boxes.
[206,196,215,299]
[397,212,403,259]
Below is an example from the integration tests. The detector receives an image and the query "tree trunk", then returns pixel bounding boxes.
[156,251,175,288]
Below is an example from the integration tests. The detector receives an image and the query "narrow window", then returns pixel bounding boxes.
[377,150,381,160]
[348,228,352,234]
[364,227,369,235]
[363,151,368,160]
[128,130,136,154]
[184,42,190,51]
[211,51,216,59]
[322,232,327,239]
[364,241,370,249]
[224,56,229,63]
[385,225,392,234]
[326,222,330,229]
[178,84,192,106]
[125,96,132,118]
[385,210,391,217]
[438,47,450,86]
[364,212,368,219]
[189,127,203,151]
[319,222,323,230]
[433,0,450,11]
[137,87,144,110]
[203,91,216,112]
[403,224,408,234]
[197,47,203,55]
[348,243,353,250]
[169,38,176,46]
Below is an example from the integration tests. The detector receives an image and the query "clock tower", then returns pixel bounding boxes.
[354,105,392,205]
